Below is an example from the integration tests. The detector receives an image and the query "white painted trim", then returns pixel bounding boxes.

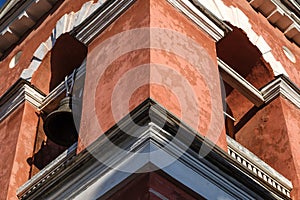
[17,121,288,199]
[24,85,45,108]
[227,136,293,197]
[166,0,229,41]
[218,58,264,107]
[0,60,86,122]
[17,143,78,199]
[192,0,289,77]
[0,80,45,122]
[219,58,300,109]
[73,0,137,44]
[261,74,300,108]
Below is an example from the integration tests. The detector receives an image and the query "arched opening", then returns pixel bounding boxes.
[217,26,274,139]
[50,33,87,91]
[27,34,87,176]
[217,26,274,90]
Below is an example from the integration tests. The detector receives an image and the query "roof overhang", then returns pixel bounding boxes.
[0,0,61,59]
[248,0,300,46]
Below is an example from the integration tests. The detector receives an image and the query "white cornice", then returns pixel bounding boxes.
[261,74,300,108]
[166,0,230,41]
[248,0,300,46]
[16,100,290,199]
[227,136,293,197]
[17,143,78,199]
[218,59,264,107]
[71,0,230,44]
[218,59,300,109]
[0,60,85,122]
[72,0,137,44]
[0,80,45,122]
[23,84,45,108]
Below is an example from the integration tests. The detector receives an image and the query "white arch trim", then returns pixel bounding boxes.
[192,0,289,77]
[21,0,289,80]
[20,0,107,80]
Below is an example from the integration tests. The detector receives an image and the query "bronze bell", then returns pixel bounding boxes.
[43,96,78,147]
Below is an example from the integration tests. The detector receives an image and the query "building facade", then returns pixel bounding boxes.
[0,0,300,199]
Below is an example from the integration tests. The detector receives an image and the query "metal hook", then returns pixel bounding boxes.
[65,69,76,97]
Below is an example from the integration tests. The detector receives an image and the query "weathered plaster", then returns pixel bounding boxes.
[281,97,300,199]
[235,97,300,199]
[0,105,24,200]
[6,103,38,200]
[79,0,227,152]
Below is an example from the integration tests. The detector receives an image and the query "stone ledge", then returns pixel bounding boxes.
[227,136,293,198]
[16,99,292,200]
[219,59,300,109]
[261,74,300,108]
[0,79,45,122]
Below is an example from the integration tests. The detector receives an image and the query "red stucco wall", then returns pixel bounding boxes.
[219,1,300,198]
[281,97,300,198]
[0,105,24,200]
[79,0,227,152]
[0,102,39,200]
[235,97,300,198]
[6,103,39,200]
[107,172,202,199]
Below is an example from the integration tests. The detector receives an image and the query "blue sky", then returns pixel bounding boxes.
[0,0,6,7]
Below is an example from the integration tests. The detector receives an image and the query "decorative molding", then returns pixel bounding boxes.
[218,58,264,107]
[17,99,291,200]
[192,0,289,77]
[280,0,300,18]
[0,60,85,122]
[72,0,137,44]
[166,0,231,41]
[247,0,300,47]
[227,136,293,198]
[0,0,61,59]
[17,143,77,199]
[0,79,45,122]
[261,74,300,108]
[218,58,300,109]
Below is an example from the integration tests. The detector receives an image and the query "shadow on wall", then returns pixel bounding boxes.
[27,139,67,170]
[49,33,87,91]
[27,33,87,175]
[27,115,67,172]
[217,26,274,139]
